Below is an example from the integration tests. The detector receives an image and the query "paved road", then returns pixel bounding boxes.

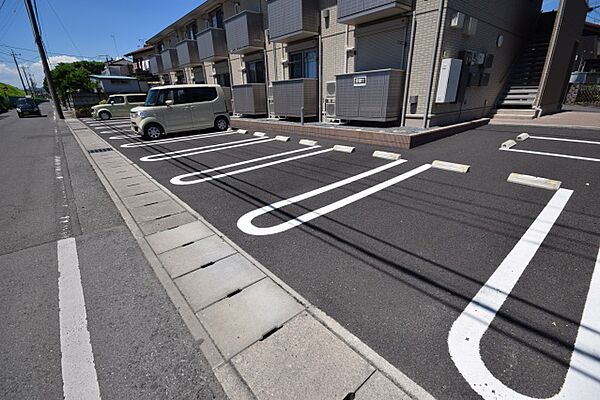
[0,105,226,400]
[83,116,600,399]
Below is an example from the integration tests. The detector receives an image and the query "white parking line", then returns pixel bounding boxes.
[109,134,140,140]
[121,131,236,148]
[529,135,600,145]
[448,188,600,399]
[140,137,273,162]
[500,147,600,163]
[237,160,429,236]
[171,146,331,185]
[58,238,101,400]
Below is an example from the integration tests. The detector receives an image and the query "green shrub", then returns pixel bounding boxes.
[99,99,107,105]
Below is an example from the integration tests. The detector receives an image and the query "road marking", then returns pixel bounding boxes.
[58,238,101,400]
[507,172,562,190]
[140,137,273,162]
[237,160,432,236]
[448,188,600,399]
[121,131,236,148]
[109,134,140,140]
[500,148,600,163]
[528,135,600,146]
[171,147,332,185]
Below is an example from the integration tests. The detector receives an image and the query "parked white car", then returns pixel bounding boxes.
[130,84,231,140]
[92,93,147,120]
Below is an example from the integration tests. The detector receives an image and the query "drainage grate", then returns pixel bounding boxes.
[88,148,114,154]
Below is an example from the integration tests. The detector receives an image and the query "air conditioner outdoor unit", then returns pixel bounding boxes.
[326,81,336,98]
[325,100,336,118]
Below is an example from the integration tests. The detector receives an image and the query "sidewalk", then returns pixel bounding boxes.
[66,118,435,400]
[490,110,600,130]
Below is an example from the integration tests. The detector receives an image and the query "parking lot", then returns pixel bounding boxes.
[79,117,600,399]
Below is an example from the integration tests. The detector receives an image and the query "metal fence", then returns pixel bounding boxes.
[565,84,600,106]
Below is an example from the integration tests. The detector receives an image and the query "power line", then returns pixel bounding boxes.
[0,43,99,59]
[46,0,84,58]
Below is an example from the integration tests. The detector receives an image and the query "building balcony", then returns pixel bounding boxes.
[337,0,413,25]
[232,84,267,115]
[271,78,318,118]
[335,69,405,122]
[197,28,228,62]
[149,54,164,75]
[267,0,319,43]
[176,39,201,67]
[224,11,264,55]
[161,48,180,71]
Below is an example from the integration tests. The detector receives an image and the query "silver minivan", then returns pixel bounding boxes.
[92,93,147,120]
[130,84,231,140]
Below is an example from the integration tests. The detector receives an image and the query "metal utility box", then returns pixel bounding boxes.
[232,84,267,116]
[224,11,265,55]
[335,69,405,122]
[436,58,462,103]
[271,78,318,118]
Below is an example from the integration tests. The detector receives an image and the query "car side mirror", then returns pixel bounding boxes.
[165,99,174,106]
[109,101,115,104]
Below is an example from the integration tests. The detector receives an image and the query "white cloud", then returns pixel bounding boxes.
[1,55,82,89]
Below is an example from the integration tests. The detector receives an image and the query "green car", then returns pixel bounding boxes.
[92,93,147,120]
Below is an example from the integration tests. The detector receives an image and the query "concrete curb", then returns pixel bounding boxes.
[489,120,600,131]
[65,119,435,400]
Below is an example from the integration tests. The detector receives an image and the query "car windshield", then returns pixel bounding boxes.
[17,99,34,106]
[145,89,160,106]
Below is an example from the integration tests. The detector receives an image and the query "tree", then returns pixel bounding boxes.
[49,60,105,98]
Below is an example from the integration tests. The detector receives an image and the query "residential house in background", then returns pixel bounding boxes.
[124,45,159,82]
[127,0,588,128]
[90,74,150,94]
[102,58,134,76]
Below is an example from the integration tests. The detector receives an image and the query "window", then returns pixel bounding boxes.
[214,61,231,87]
[193,66,205,84]
[209,8,224,28]
[246,60,266,83]
[185,21,198,40]
[110,96,125,104]
[174,88,192,104]
[189,87,218,102]
[127,95,146,103]
[157,42,165,53]
[288,50,318,79]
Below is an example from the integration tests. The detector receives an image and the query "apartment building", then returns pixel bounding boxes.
[139,0,588,128]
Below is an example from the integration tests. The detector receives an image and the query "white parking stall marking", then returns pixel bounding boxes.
[448,188,600,399]
[500,148,600,163]
[139,137,274,162]
[528,135,600,146]
[109,134,141,140]
[171,146,331,185]
[237,160,434,236]
[58,238,101,400]
[121,131,236,148]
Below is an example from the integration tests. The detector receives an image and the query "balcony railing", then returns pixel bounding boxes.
[337,0,413,25]
[176,39,201,67]
[335,69,405,122]
[149,54,164,75]
[161,48,180,71]
[272,78,318,118]
[197,28,228,62]
[232,84,267,115]
[224,11,265,55]
[267,0,319,43]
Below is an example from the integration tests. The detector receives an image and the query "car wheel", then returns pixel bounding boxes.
[143,124,163,140]
[99,111,111,120]
[214,116,229,131]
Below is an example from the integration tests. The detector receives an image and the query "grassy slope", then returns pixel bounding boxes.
[0,82,26,97]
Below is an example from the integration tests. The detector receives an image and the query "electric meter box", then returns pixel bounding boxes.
[436,58,463,103]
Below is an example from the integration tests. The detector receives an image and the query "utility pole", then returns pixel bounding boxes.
[11,50,29,95]
[21,66,34,96]
[23,0,64,119]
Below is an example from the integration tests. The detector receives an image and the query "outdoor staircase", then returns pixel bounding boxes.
[491,13,556,120]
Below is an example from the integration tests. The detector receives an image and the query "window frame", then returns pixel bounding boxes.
[288,49,318,79]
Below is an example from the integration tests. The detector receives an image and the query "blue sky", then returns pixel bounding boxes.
[0,0,593,89]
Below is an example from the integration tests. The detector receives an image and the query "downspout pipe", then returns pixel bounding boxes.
[400,10,417,127]
[423,0,446,129]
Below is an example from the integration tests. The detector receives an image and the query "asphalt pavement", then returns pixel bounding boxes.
[0,105,226,400]
[81,116,600,399]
